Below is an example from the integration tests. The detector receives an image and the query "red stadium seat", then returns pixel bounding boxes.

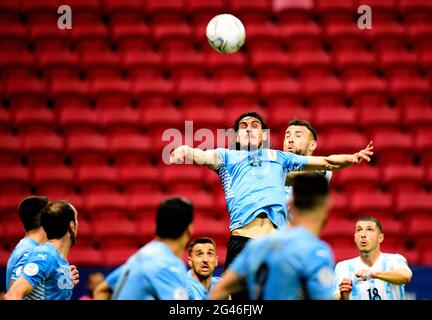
[0,165,30,194]
[321,217,355,239]
[77,165,118,193]
[357,105,401,130]
[0,193,24,219]
[402,103,432,129]
[0,134,21,164]
[349,191,393,217]
[109,132,152,165]
[230,0,271,13]
[183,105,226,130]
[413,129,432,164]
[100,108,141,134]
[66,132,109,166]
[313,105,357,130]
[316,0,355,12]
[161,165,206,191]
[132,78,174,97]
[94,218,137,239]
[336,165,381,193]
[382,164,425,194]
[32,165,75,194]
[267,104,313,133]
[68,245,104,266]
[193,215,230,245]
[22,132,65,167]
[13,106,56,133]
[328,191,348,218]
[399,0,432,11]
[259,77,301,99]
[371,129,414,164]
[407,214,432,238]
[395,191,432,216]
[165,190,215,213]
[102,246,138,267]
[50,79,89,98]
[118,165,160,193]
[130,191,168,216]
[317,130,369,155]
[332,244,358,263]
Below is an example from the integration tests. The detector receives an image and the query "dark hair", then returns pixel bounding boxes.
[292,173,329,211]
[356,216,383,233]
[233,112,268,131]
[156,197,194,239]
[41,200,76,240]
[288,119,317,141]
[18,196,50,231]
[188,237,216,255]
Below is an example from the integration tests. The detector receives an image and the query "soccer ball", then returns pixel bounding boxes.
[206,14,246,54]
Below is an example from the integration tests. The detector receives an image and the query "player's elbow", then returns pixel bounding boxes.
[400,272,412,284]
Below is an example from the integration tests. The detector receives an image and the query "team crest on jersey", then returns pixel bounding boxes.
[317,267,333,288]
[173,288,188,300]
[268,150,277,161]
[24,263,39,276]
[16,266,23,276]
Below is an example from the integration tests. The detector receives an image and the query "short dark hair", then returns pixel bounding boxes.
[356,216,383,233]
[18,196,50,232]
[288,119,317,141]
[292,173,329,211]
[233,112,268,132]
[188,237,216,256]
[41,200,76,240]
[156,197,194,239]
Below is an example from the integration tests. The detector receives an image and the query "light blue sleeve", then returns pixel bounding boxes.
[10,250,31,282]
[215,148,228,168]
[305,248,335,300]
[106,265,124,290]
[280,151,308,172]
[20,250,52,290]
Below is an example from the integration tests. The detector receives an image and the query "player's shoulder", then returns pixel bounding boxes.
[382,252,408,263]
[335,256,359,268]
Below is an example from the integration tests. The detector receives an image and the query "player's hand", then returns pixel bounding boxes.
[70,265,79,287]
[352,141,374,164]
[355,269,373,281]
[169,145,192,164]
[338,278,352,300]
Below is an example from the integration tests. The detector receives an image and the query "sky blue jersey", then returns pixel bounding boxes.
[6,237,40,290]
[215,148,307,231]
[105,265,124,291]
[186,270,221,300]
[20,242,74,300]
[230,226,335,300]
[113,240,189,300]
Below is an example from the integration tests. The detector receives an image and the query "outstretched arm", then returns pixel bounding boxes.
[304,141,373,171]
[170,145,220,170]
[356,268,412,285]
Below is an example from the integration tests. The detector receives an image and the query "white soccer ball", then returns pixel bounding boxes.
[206,14,246,54]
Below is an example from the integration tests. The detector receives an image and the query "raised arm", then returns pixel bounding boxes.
[208,269,245,300]
[170,145,220,170]
[304,141,373,171]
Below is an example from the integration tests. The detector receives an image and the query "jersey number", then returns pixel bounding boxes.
[367,287,381,300]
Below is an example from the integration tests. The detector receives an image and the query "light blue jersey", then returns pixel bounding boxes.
[113,240,189,300]
[333,253,412,300]
[216,148,307,231]
[186,270,221,300]
[230,226,335,300]
[20,242,74,300]
[6,237,40,290]
[285,171,332,222]
[105,265,124,291]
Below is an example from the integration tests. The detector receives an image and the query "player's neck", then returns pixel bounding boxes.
[158,238,185,259]
[48,237,72,259]
[26,228,47,244]
[360,249,381,267]
[292,212,324,237]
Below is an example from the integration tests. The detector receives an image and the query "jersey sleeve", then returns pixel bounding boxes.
[20,250,52,290]
[280,151,308,172]
[305,247,335,300]
[388,254,412,275]
[10,251,31,282]
[215,148,227,170]
[106,265,124,291]
[332,261,351,296]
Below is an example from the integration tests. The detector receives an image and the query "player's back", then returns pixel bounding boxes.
[231,226,334,299]
[21,242,73,300]
[113,240,188,300]
[6,237,39,290]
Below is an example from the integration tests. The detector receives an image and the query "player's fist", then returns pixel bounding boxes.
[338,278,352,300]
[70,265,79,287]
[355,269,373,281]
[170,145,192,164]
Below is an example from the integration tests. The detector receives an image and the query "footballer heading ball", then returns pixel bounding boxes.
[206,14,246,54]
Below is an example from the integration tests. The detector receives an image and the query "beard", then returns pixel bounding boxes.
[70,230,76,246]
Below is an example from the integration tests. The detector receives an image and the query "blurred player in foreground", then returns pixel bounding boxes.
[5,196,79,291]
[5,200,79,300]
[93,266,123,300]
[334,216,412,300]
[112,197,194,300]
[209,173,334,300]
[186,237,221,300]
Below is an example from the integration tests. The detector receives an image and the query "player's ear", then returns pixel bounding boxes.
[187,256,193,267]
[378,233,384,244]
[309,139,317,152]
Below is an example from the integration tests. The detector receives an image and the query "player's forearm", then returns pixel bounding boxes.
[305,155,354,171]
[372,270,412,284]
[208,286,231,300]
[4,289,24,300]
